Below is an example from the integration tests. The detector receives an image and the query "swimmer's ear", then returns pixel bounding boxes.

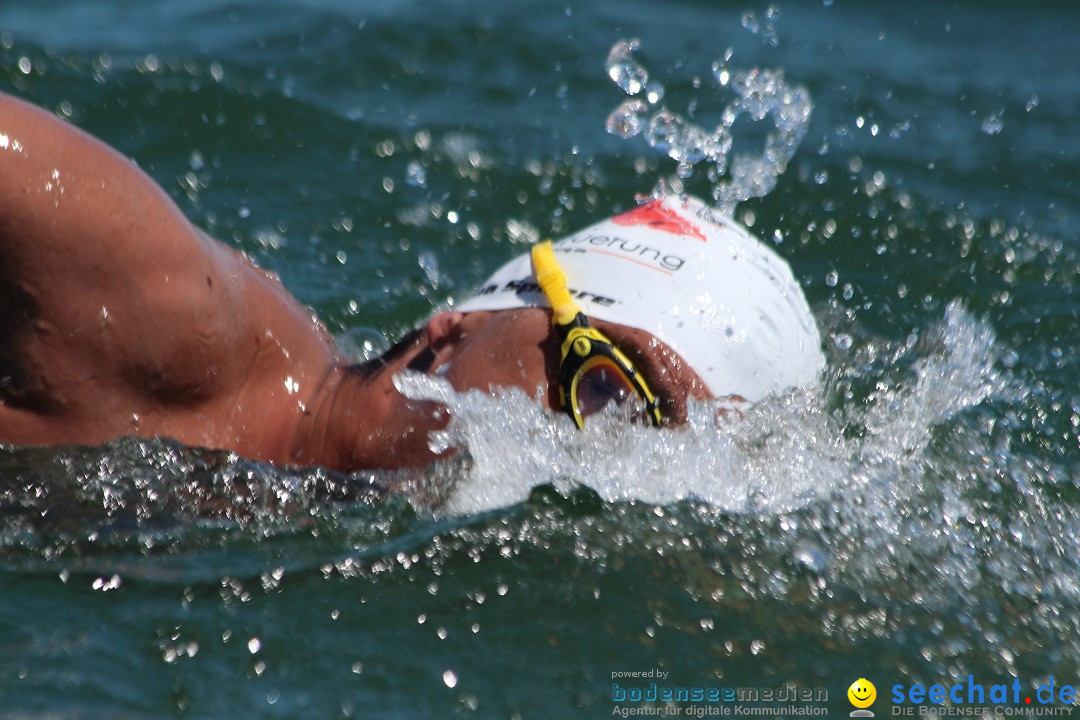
[425,312,466,351]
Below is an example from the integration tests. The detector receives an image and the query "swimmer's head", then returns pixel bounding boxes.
[457,195,824,403]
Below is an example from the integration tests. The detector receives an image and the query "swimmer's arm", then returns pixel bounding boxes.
[0,92,340,461]
[0,91,254,411]
[0,91,229,298]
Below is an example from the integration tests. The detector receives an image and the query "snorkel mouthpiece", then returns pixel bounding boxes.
[531,241,662,428]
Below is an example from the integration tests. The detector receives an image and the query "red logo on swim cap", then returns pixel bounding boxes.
[611,200,708,242]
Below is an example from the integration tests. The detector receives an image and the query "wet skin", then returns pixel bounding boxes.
[0,92,713,472]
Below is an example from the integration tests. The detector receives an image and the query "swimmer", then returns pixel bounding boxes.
[0,91,824,472]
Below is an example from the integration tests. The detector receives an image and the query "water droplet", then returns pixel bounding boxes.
[644,109,682,152]
[794,542,827,572]
[981,109,1004,135]
[712,61,731,87]
[91,574,122,591]
[605,98,649,138]
[405,160,427,188]
[643,110,713,165]
[443,669,458,688]
[741,11,760,34]
[889,120,911,139]
[606,38,648,95]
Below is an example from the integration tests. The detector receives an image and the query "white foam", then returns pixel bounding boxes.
[393,301,1010,518]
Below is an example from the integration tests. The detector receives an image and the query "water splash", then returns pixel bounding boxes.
[393,302,1012,517]
[604,39,811,215]
[377,301,1080,671]
[0,439,386,555]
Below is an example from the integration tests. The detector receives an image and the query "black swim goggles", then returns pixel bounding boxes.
[532,241,663,429]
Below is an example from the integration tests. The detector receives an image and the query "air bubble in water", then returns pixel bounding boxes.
[606,98,649,138]
[606,38,648,95]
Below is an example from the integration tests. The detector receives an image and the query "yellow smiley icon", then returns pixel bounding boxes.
[848,678,876,709]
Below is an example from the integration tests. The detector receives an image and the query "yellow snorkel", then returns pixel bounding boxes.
[532,240,582,327]
[531,241,662,428]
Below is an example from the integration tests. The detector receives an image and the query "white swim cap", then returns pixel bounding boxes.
[458,195,824,402]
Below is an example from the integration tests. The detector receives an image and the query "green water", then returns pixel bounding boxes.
[2,1,1080,718]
